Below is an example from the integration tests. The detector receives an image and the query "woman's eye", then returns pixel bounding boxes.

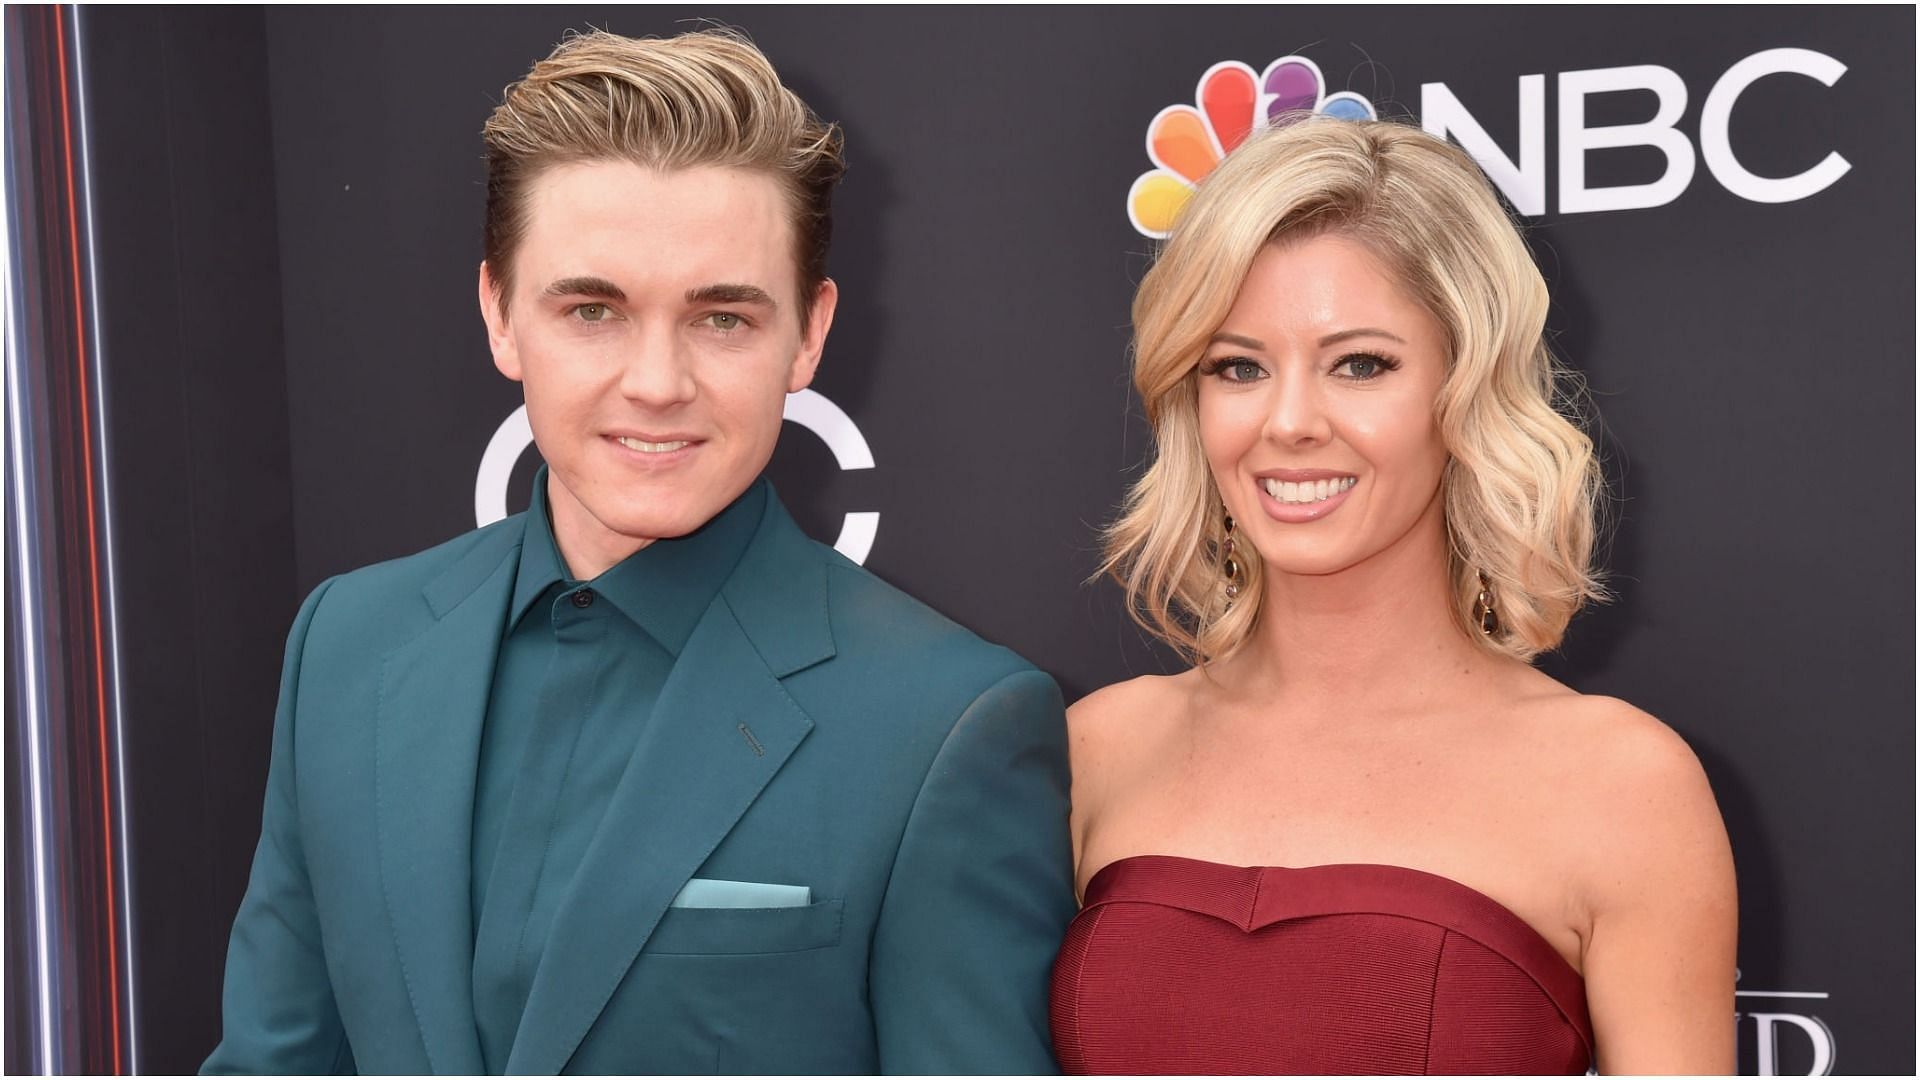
[1334,354,1387,380]
[1206,358,1265,382]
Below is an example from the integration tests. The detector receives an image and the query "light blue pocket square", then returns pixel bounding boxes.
[670,877,813,909]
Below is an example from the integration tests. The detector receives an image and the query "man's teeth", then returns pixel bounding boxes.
[1262,476,1356,504]
[617,436,690,453]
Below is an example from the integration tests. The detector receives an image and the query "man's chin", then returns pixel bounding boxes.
[596,511,709,544]
[592,491,741,541]
[552,461,759,544]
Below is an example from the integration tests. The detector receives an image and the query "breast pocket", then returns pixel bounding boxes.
[645,897,845,956]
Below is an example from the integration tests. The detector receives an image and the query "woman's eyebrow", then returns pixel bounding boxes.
[1207,327,1408,350]
[1319,327,1406,347]
[1209,331,1266,350]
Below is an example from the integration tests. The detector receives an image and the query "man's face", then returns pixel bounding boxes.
[480,161,836,574]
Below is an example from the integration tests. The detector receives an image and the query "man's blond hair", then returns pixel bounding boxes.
[482,28,845,318]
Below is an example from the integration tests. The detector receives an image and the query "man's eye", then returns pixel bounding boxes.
[707,313,744,332]
[574,303,608,322]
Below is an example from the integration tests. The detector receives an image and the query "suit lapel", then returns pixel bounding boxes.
[504,490,832,1075]
[373,526,520,1075]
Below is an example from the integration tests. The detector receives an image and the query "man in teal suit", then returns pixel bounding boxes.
[204,28,1075,1075]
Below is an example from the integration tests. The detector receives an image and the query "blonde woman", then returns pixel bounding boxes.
[1053,120,1735,1074]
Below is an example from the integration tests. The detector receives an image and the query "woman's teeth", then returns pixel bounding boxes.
[1262,476,1356,504]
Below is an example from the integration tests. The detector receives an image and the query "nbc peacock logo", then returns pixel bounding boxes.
[1127,56,1378,238]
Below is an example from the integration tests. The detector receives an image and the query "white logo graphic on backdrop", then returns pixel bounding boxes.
[1736,973,1836,1076]
[474,388,879,563]
[1421,47,1849,215]
[1128,46,1850,234]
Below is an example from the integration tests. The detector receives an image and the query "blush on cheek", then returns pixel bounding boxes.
[1196,389,1264,455]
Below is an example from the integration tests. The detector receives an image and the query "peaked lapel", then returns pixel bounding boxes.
[373,523,522,1076]
[503,490,834,1075]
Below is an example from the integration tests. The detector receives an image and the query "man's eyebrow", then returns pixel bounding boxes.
[543,276,626,301]
[1320,327,1407,347]
[687,283,777,307]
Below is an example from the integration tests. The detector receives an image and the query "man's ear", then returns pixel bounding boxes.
[787,277,839,394]
[478,261,522,382]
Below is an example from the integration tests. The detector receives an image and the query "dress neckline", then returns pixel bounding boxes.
[1082,853,1580,977]
[1078,853,1592,1053]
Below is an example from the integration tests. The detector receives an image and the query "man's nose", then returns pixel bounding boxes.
[617,329,697,407]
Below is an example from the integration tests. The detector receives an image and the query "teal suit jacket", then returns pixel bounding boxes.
[204,486,1076,1074]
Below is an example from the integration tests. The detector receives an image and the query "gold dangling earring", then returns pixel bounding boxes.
[1222,509,1243,604]
[1473,570,1498,636]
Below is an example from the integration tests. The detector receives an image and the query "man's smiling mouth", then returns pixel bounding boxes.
[615,436,693,453]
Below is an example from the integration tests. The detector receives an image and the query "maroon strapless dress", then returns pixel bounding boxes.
[1051,855,1594,1075]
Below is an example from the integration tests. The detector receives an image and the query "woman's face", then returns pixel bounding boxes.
[1197,232,1451,581]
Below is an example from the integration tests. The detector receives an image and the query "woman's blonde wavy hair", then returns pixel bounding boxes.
[1103,118,1606,665]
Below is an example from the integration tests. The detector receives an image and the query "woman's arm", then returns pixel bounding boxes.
[1576,699,1739,1074]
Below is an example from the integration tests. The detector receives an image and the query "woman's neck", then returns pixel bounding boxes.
[1217,497,1498,716]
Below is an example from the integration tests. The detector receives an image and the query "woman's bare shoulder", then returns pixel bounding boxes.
[1068,669,1208,750]
[1493,670,1705,786]
[1065,672,1195,790]
[1516,692,1733,915]
[1069,670,1195,726]
[1524,692,1711,793]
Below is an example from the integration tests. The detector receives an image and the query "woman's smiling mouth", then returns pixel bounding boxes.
[1256,473,1357,522]
[1261,475,1356,504]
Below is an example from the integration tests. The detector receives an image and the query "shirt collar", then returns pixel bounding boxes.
[509,466,767,656]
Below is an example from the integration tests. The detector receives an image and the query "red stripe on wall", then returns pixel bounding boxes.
[53,7,123,1074]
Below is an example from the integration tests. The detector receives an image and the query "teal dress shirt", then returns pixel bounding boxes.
[469,477,761,1070]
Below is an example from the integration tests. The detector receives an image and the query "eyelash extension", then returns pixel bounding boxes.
[1196,351,1402,379]
[1198,356,1256,377]
[1335,350,1402,376]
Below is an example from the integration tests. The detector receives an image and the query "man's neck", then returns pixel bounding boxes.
[544,475,656,581]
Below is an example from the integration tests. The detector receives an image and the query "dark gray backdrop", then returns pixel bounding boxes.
[74,6,1914,1075]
